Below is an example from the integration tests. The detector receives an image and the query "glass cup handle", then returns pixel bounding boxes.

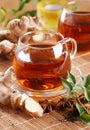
[60,38,77,59]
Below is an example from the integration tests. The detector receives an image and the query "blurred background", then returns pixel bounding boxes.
[0,0,37,18]
[0,0,70,28]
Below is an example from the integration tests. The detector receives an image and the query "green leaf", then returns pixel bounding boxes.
[73,85,83,91]
[83,87,90,101]
[68,72,76,85]
[0,7,7,22]
[18,2,25,11]
[28,10,36,16]
[11,9,18,14]
[11,2,25,14]
[80,113,90,125]
[32,0,41,2]
[24,0,31,3]
[84,75,90,88]
[71,6,78,11]
[11,0,31,14]
[76,102,84,114]
[20,0,31,4]
[25,10,36,16]
[61,78,73,91]
[66,91,74,99]
[19,10,36,18]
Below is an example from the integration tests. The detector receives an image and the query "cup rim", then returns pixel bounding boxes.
[63,8,90,15]
[65,0,90,14]
[68,0,90,4]
[18,30,65,50]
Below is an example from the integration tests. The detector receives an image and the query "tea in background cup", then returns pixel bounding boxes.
[37,0,67,31]
[13,30,77,97]
[58,0,90,51]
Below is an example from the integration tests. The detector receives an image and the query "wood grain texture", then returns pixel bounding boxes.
[0,0,90,129]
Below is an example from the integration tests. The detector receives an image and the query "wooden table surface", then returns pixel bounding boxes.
[0,1,90,129]
[0,44,90,130]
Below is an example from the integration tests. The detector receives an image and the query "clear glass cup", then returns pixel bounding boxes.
[37,0,67,31]
[12,30,77,97]
[58,0,90,51]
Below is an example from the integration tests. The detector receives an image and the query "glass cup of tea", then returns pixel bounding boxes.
[58,0,90,51]
[12,30,77,97]
[37,0,67,31]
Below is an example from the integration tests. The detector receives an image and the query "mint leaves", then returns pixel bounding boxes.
[11,0,32,14]
[61,72,90,124]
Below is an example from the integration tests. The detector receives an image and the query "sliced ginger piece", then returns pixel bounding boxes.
[10,92,44,117]
[10,93,21,109]
[17,93,28,110]
[25,97,44,117]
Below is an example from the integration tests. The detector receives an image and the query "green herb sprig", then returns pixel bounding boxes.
[61,72,90,124]
[0,0,41,27]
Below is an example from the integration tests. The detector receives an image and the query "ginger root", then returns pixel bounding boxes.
[0,16,39,60]
[0,30,18,43]
[0,87,43,117]
[0,67,43,117]
[7,16,38,37]
[0,40,16,59]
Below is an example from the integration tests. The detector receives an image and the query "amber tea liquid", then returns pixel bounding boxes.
[58,12,90,50]
[14,44,71,91]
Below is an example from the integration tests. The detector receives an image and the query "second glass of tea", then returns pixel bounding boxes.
[58,0,90,51]
[13,30,77,97]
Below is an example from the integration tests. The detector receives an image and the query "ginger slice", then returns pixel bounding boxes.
[10,92,21,109]
[25,97,44,117]
[17,93,29,110]
[0,90,44,117]
[11,93,44,117]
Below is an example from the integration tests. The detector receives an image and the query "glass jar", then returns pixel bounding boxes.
[37,0,67,31]
[58,0,90,51]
